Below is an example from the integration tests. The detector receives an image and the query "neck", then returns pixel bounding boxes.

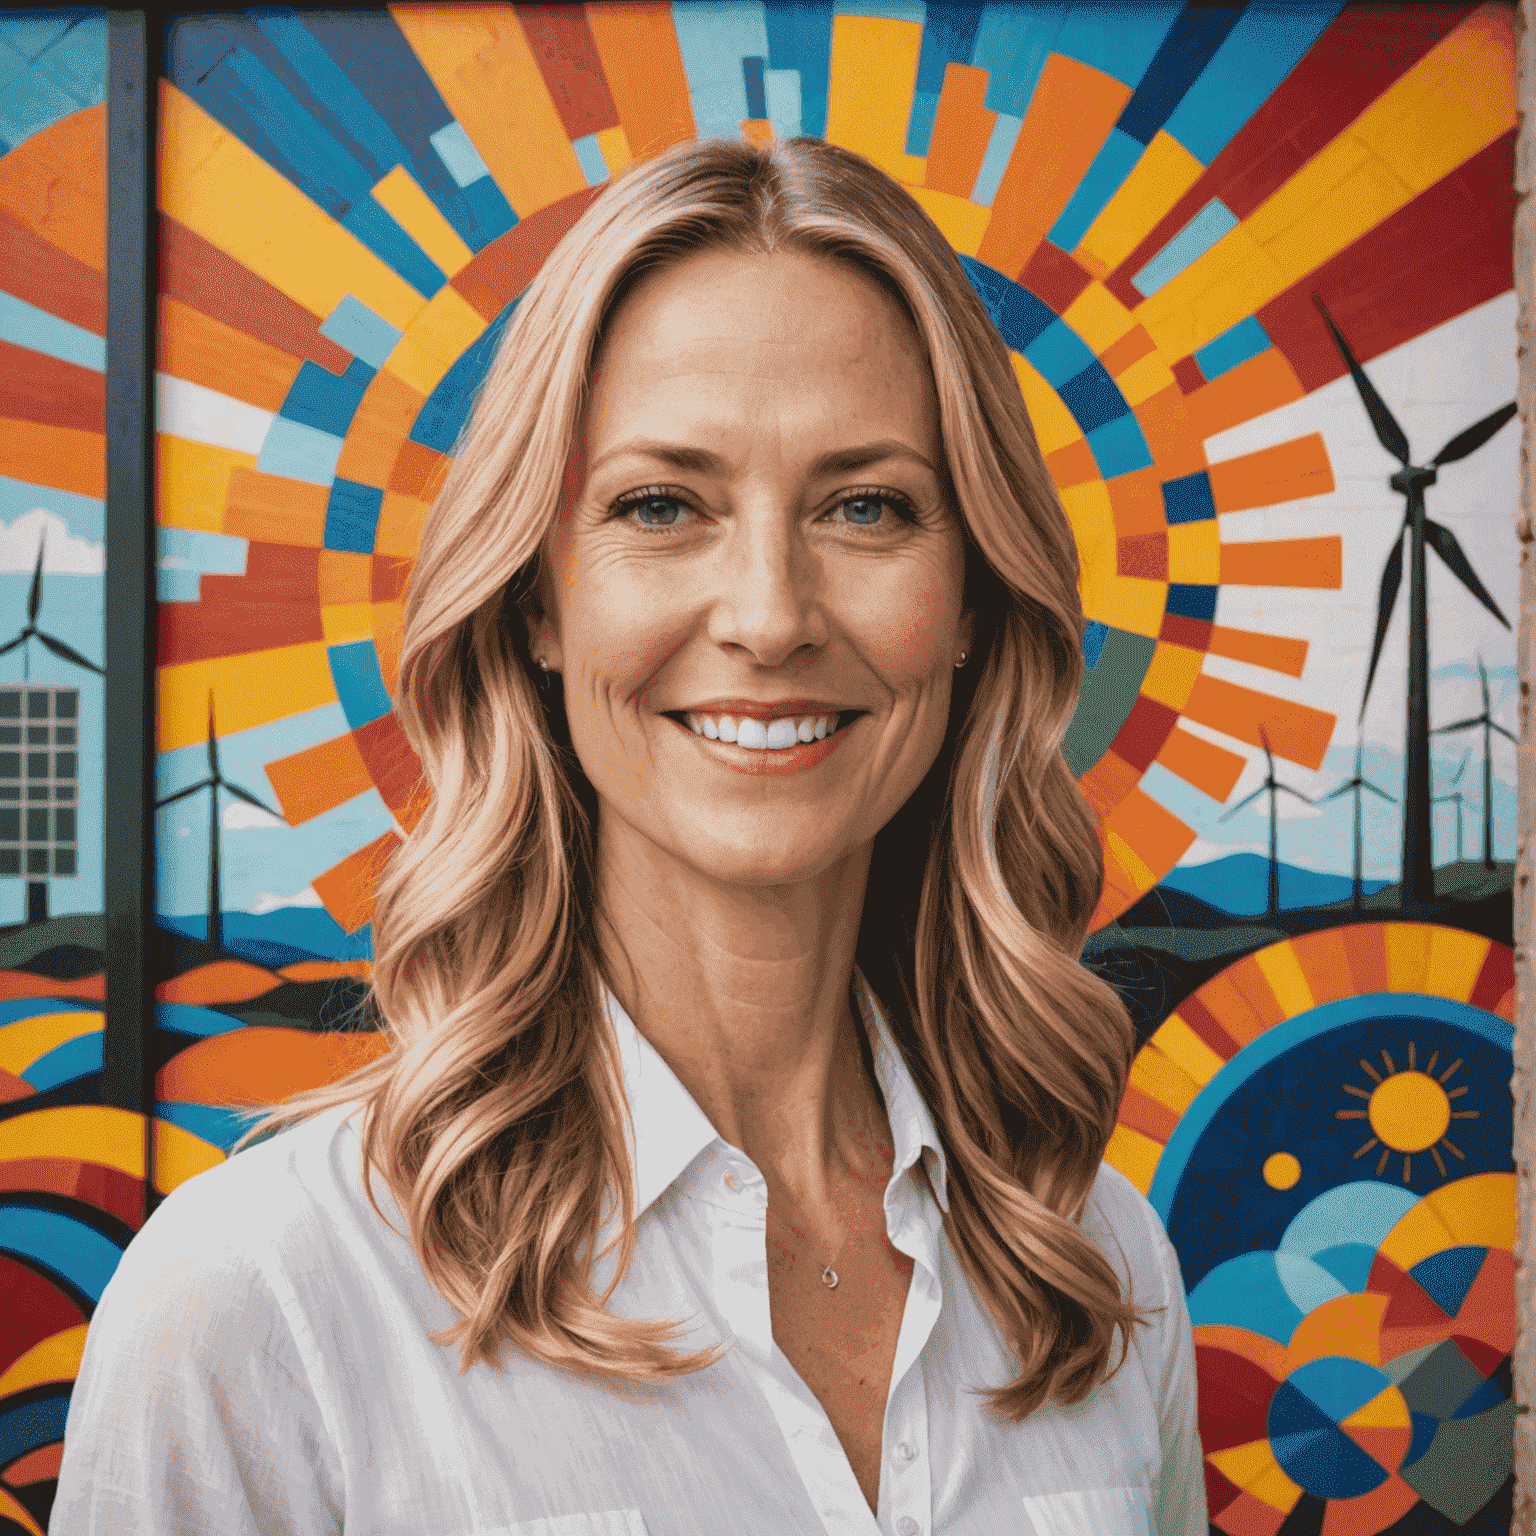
[594,811,888,1203]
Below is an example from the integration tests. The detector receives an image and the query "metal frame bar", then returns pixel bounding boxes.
[102,9,157,1219]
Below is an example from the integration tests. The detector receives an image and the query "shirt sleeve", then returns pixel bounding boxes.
[1146,1215,1207,1536]
[51,1177,344,1536]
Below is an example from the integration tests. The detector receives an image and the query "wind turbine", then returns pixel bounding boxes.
[1218,728,1313,916]
[1313,295,1515,907]
[1316,741,1396,910]
[0,531,103,681]
[1431,751,1470,866]
[1432,657,1516,871]
[153,692,285,952]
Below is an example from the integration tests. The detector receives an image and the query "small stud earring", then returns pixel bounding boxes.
[955,651,968,669]
[537,657,549,672]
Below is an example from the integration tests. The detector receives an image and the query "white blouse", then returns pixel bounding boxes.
[53,981,1206,1536]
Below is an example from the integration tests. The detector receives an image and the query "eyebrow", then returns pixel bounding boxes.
[587,437,940,480]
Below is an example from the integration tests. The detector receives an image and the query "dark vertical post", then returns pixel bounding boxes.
[1402,491,1434,905]
[103,11,157,1223]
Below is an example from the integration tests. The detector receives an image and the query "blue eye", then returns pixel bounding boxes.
[840,497,885,525]
[621,495,686,527]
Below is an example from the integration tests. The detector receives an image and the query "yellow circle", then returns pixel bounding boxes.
[1368,1071,1451,1152]
[1264,1152,1301,1190]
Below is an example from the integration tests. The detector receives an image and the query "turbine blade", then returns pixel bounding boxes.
[26,539,43,626]
[1432,716,1482,735]
[154,779,215,808]
[1219,788,1268,821]
[1362,781,1397,803]
[221,780,284,820]
[1431,401,1517,466]
[1316,783,1357,804]
[1361,534,1404,716]
[1423,520,1511,629]
[35,632,103,673]
[1493,723,1518,745]
[1312,294,1411,464]
[1276,786,1314,804]
[0,633,27,658]
[1451,755,1469,785]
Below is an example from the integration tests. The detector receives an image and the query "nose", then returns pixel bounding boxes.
[705,511,826,667]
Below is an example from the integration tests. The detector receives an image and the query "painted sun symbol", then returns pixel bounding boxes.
[1336,1042,1479,1184]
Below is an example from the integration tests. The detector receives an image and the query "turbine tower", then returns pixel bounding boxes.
[1314,295,1514,907]
[1316,742,1396,910]
[1218,728,1313,916]
[1432,658,1516,871]
[1431,752,1471,865]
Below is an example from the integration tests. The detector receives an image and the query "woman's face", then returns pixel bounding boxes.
[530,248,971,888]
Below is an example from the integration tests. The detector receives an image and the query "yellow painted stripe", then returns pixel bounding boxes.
[1151,1015,1227,1085]
[1104,1121,1161,1194]
[1209,1438,1282,1490]
[0,1104,143,1177]
[371,166,474,277]
[1138,641,1203,711]
[1105,825,1157,892]
[1061,281,1136,354]
[383,283,489,397]
[160,82,427,332]
[1421,1171,1514,1250]
[0,1486,44,1536]
[1253,942,1316,1019]
[1127,1043,1202,1115]
[1117,350,1178,408]
[321,602,376,647]
[1384,921,1432,993]
[907,185,990,255]
[1425,925,1491,1001]
[0,1323,88,1396]
[1165,519,1221,585]
[1075,130,1204,277]
[389,5,587,218]
[153,1116,227,1194]
[0,1011,102,1077]
[597,125,633,176]
[159,642,337,753]
[156,436,256,534]
[825,16,926,185]
[1135,6,1515,358]
[1012,353,1082,455]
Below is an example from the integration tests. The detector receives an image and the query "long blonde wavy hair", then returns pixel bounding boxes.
[241,135,1142,1420]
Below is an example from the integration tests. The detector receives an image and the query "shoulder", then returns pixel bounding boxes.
[1080,1160,1182,1312]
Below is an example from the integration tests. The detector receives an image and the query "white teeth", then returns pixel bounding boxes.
[814,717,828,739]
[765,718,797,750]
[686,712,841,749]
[737,717,769,750]
[716,715,738,744]
[796,718,815,744]
[702,716,718,739]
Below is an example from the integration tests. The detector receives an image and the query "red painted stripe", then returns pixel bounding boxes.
[353,711,424,815]
[1259,130,1514,394]
[0,205,104,336]
[1104,3,1478,308]
[1468,941,1514,1015]
[0,337,103,432]
[158,543,323,666]
[517,4,621,140]
[452,185,607,321]
[159,216,354,376]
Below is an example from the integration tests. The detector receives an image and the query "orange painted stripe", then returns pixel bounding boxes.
[1185,349,1305,442]
[375,493,430,562]
[1155,725,1246,802]
[0,418,103,499]
[976,56,1130,279]
[1092,846,1143,930]
[390,440,451,499]
[223,468,329,547]
[1078,747,1141,821]
[1225,956,1288,1034]
[0,970,102,1001]
[1118,1083,1178,1144]
[1206,625,1309,679]
[1289,927,1358,1007]
[1196,972,1273,1049]
[1101,325,1155,377]
[157,961,281,1005]
[1208,434,1334,514]
[279,959,374,983]
[924,63,996,197]
[0,103,105,271]
[335,371,425,489]
[1106,786,1196,883]
[157,1025,390,1105]
[1221,538,1342,589]
[1183,675,1335,770]
[585,2,696,162]
[313,832,401,934]
[318,550,373,606]
[1341,923,1391,996]
[741,119,775,146]
[266,733,375,827]
[1044,438,1100,489]
[158,296,303,415]
[1106,467,1165,537]
[374,599,406,697]
[1132,385,1206,479]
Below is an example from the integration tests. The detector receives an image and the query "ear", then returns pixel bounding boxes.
[956,608,975,666]
[519,596,563,675]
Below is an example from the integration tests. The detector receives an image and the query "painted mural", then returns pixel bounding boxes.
[0,4,1521,1533]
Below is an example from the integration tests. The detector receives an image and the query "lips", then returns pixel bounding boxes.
[662,703,860,774]
[684,711,836,750]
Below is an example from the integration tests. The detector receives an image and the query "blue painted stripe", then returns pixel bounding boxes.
[430,119,491,189]
[1047,127,1145,252]
[765,0,833,139]
[1140,759,1227,834]
[1085,413,1154,479]
[1162,470,1217,525]
[1082,620,1108,669]
[0,1384,70,1467]
[1132,199,1239,297]
[0,290,103,372]
[571,132,609,187]
[461,175,517,245]
[320,295,402,371]
[0,1203,123,1305]
[1023,320,1097,390]
[329,640,393,729]
[21,1029,102,1091]
[1057,361,1129,433]
[0,15,78,61]
[1115,2,1245,148]
[969,112,1021,206]
[280,358,376,439]
[915,0,981,91]
[410,302,515,453]
[1165,582,1217,621]
[743,54,767,118]
[0,999,94,1026]
[764,67,802,138]
[324,479,384,554]
[257,419,345,486]
[1163,1,1342,165]
[959,255,1054,352]
[970,1,1065,120]
[158,569,202,603]
[339,201,446,297]
[833,0,925,20]
[156,1099,264,1153]
[905,89,940,157]
[1053,2,1182,90]
[156,1001,247,1038]
[671,1,771,141]
[1194,316,1271,382]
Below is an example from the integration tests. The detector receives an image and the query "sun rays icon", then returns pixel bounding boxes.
[1336,1042,1479,1184]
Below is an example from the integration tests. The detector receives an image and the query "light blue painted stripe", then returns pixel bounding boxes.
[1052,2,1183,90]
[671,2,771,141]
[0,999,95,1026]
[0,476,102,542]
[970,1,1065,120]
[1084,413,1154,479]
[22,1030,103,1092]
[1139,761,1228,837]
[970,111,1022,206]
[832,0,925,21]
[155,1002,246,1038]
[294,785,398,866]
[156,703,354,806]
[1194,316,1271,383]
[157,568,202,603]
[1046,128,1145,252]
[571,133,609,187]
[1163,1,1342,166]
[159,526,247,576]
[1022,320,1096,389]
[155,1100,264,1153]
[764,67,801,137]
[905,88,939,158]
[320,295,402,371]
[1131,199,1239,298]
[256,419,344,487]
[0,290,103,372]
[430,120,491,189]
[0,16,76,61]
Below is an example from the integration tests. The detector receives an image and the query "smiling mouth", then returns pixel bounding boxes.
[665,710,859,753]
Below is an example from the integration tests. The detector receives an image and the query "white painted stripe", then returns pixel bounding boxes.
[155,372,274,456]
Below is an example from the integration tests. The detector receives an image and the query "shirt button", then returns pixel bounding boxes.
[722,1170,738,1189]
[896,1519,919,1536]
[894,1441,917,1462]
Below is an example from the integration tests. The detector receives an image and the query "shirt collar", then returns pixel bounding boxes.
[604,971,949,1218]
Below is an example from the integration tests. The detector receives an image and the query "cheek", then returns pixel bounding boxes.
[844,547,965,693]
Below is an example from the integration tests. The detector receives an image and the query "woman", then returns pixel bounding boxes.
[55,137,1204,1534]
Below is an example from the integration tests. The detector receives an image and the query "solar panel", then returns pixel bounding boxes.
[0,688,79,878]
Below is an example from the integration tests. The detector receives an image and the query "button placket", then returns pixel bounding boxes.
[883,1362,932,1536]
